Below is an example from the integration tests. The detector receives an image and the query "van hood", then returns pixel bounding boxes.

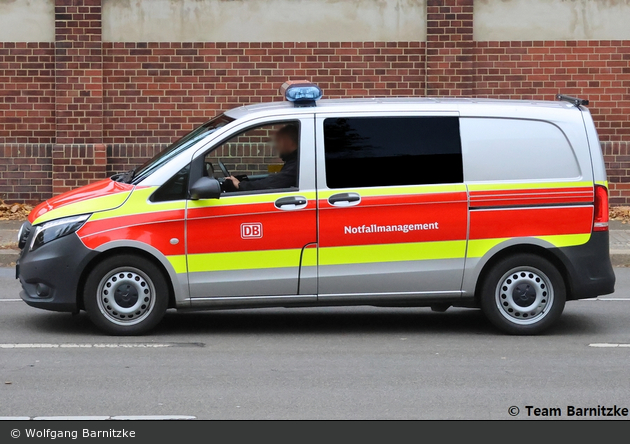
[29,179,135,225]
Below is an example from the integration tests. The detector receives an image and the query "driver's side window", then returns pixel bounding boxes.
[205,121,300,193]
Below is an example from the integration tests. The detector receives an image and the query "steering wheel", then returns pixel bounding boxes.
[203,161,214,177]
[218,160,231,178]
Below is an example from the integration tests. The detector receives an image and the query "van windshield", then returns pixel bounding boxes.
[113,114,234,185]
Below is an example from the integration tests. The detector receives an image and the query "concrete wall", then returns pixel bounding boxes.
[475,0,630,41]
[0,0,55,42]
[102,0,426,42]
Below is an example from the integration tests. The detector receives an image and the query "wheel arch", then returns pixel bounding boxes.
[77,241,188,310]
[469,241,573,305]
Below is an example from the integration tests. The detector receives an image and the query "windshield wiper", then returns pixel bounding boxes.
[112,168,136,184]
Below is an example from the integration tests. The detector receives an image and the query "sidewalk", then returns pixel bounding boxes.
[1,220,630,268]
[0,220,21,267]
[609,220,630,266]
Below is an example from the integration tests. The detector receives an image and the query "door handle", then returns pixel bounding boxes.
[328,192,361,207]
[275,196,308,210]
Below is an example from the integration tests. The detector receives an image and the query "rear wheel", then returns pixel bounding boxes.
[480,253,566,335]
[83,255,169,335]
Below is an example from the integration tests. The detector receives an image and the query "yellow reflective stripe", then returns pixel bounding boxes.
[167,255,187,274]
[170,234,591,274]
[319,241,467,266]
[467,234,591,258]
[595,180,608,188]
[467,181,592,192]
[537,234,591,248]
[301,247,317,267]
[187,248,303,273]
[317,184,466,200]
[466,238,508,258]
[88,187,187,221]
[33,191,132,225]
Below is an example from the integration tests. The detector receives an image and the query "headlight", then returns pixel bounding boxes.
[17,221,31,249]
[30,214,91,251]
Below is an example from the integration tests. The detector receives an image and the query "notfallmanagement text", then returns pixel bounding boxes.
[344,222,439,234]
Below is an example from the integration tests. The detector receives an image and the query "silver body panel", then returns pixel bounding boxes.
[318,259,465,295]
[188,267,299,298]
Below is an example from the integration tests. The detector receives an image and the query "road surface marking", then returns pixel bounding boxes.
[0,415,196,421]
[34,416,111,421]
[0,343,176,349]
[589,343,630,348]
[110,415,196,420]
[578,298,630,301]
[0,299,23,302]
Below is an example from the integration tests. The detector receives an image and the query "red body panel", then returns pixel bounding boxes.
[318,191,469,248]
[187,200,317,255]
[29,179,134,223]
[77,209,186,237]
[80,221,186,256]
[469,206,594,240]
[469,187,594,208]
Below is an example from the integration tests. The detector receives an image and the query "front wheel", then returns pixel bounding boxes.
[480,253,566,335]
[83,255,169,335]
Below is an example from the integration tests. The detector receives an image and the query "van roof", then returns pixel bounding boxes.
[224,97,579,120]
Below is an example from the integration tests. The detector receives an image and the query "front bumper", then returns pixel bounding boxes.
[17,231,98,312]
[551,230,615,300]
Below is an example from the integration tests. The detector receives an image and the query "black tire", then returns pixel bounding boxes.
[83,255,169,335]
[480,253,566,335]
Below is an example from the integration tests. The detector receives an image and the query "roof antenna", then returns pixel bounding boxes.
[556,94,589,107]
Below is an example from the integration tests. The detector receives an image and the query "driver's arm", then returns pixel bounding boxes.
[226,176,241,189]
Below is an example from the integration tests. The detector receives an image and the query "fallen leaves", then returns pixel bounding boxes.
[0,200,32,221]
[610,206,630,223]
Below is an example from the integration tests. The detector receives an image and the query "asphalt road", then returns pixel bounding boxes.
[1,267,630,420]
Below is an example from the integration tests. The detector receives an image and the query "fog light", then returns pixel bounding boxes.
[35,283,50,297]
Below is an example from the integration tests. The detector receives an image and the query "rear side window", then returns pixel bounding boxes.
[323,116,463,189]
[460,118,581,182]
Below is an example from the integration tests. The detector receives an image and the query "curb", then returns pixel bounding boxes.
[0,250,18,268]
[610,252,630,267]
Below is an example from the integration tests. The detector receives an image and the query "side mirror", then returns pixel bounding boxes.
[190,177,222,200]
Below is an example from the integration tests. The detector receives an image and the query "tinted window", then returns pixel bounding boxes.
[323,116,463,188]
[151,165,190,202]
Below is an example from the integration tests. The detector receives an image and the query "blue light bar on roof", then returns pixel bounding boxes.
[279,81,323,107]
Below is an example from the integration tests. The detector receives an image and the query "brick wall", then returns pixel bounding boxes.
[102,41,426,145]
[0,144,53,201]
[54,0,103,145]
[105,144,162,177]
[0,43,55,144]
[52,143,106,194]
[426,0,474,96]
[1,0,629,204]
[603,142,630,205]
[473,41,630,141]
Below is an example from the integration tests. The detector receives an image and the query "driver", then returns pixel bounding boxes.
[225,124,299,191]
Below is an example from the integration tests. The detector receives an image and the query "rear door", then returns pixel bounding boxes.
[315,113,468,301]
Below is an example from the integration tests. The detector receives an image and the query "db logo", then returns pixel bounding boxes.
[241,223,263,239]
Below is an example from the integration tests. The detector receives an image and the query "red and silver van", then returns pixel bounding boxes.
[16,84,615,335]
